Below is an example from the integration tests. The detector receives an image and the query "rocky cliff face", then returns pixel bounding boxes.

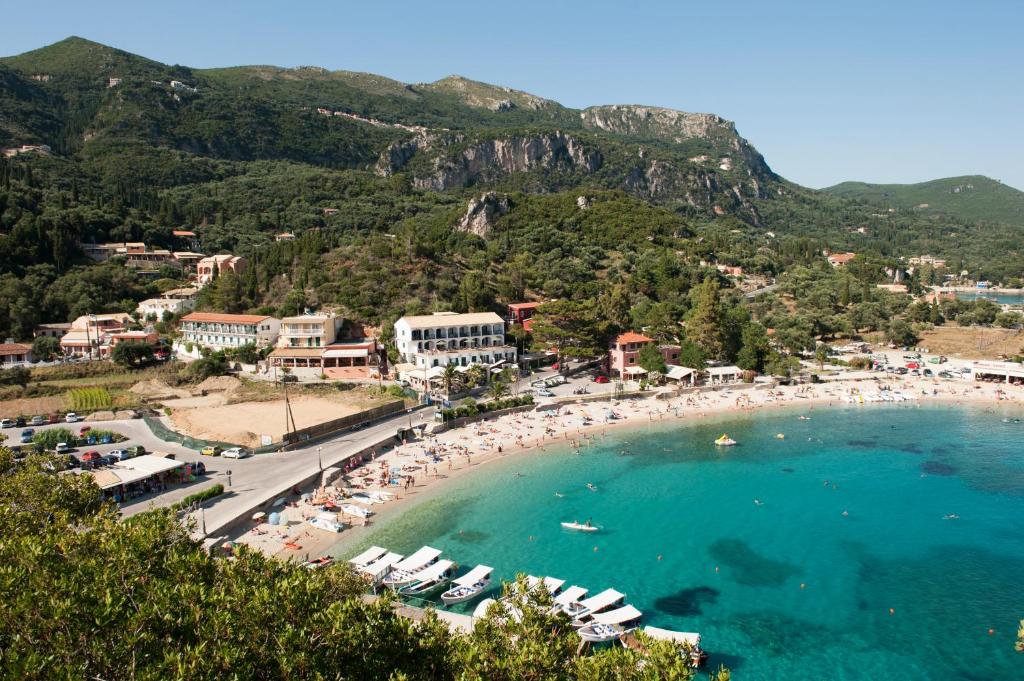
[407,132,602,192]
[456,192,510,237]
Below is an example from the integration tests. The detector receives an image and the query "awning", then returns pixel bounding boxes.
[425,366,447,379]
[666,366,697,381]
[408,559,453,582]
[577,588,624,612]
[361,552,403,578]
[392,546,441,572]
[349,546,388,567]
[623,366,648,375]
[454,564,493,586]
[323,348,370,358]
[113,455,184,476]
[268,348,324,358]
[553,585,588,606]
[643,626,701,647]
[527,576,565,593]
[593,604,642,625]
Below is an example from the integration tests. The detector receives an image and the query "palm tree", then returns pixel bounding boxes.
[487,380,509,401]
[441,364,459,398]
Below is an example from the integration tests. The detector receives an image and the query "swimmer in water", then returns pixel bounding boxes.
[554,492,564,498]
[842,510,849,517]
[754,499,764,506]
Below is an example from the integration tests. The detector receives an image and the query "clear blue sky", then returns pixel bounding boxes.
[3,0,1022,190]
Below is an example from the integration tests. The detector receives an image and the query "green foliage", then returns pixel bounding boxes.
[736,322,771,373]
[67,386,112,411]
[170,483,224,511]
[886,319,919,347]
[32,427,74,450]
[183,351,229,382]
[441,394,534,420]
[0,365,30,388]
[110,340,153,367]
[637,342,667,374]
[31,335,59,360]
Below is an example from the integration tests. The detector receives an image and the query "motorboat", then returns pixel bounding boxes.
[301,556,334,570]
[360,551,403,584]
[714,434,737,446]
[577,604,643,643]
[561,588,625,622]
[381,546,443,589]
[340,504,373,518]
[398,559,455,598]
[441,564,494,605]
[561,521,599,532]
[348,546,388,570]
[526,576,565,596]
[307,512,345,533]
[626,626,706,667]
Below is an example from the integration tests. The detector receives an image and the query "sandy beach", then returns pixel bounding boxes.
[223,375,1024,563]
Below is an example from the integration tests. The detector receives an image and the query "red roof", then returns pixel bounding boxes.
[828,252,857,263]
[509,302,542,311]
[173,230,197,237]
[615,332,654,345]
[182,312,271,324]
[0,343,31,355]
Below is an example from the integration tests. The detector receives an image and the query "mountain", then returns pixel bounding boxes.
[822,175,1024,226]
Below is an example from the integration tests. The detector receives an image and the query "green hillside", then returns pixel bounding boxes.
[822,175,1024,226]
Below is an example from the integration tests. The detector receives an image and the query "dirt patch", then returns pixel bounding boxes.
[168,395,363,447]
[917,325,1024,360]
[0,394,67,419]
[196,375,242,394]
[130,380,191,401]
[86,410,117,421]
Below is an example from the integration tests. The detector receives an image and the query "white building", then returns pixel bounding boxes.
[394,312,516,369]
[137,297,194,320]
[175,312,280,357]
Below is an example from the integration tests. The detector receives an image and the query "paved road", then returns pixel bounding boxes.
[744,282,779,299]
[3,407,436,536]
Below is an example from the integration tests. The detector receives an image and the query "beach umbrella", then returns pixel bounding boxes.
[251,511,266,522]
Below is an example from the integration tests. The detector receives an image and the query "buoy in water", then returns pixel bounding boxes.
[657,555,662,561]
[889,608,895,616]
[800,583,806,589]
[593,546,599,552]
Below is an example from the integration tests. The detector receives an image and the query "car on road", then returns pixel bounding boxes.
[81,450,102,464]
[30,415,46,426]
[222,447,252,459]
[923,368,934,378]
[65,412,80,423]
[0,419,14,429]
[533,388,555,397]
[896,367,909,375]
[185,461,207,476]
[200,446,223,457]
[20,428,35,443]
[109,449,133,461]
[593,375,610,384]
[14,417,25,427]
[78,425,92,436]
[99,454,118,466]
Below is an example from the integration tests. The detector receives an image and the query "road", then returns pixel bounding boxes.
[3,407,436,537]
[744,282,779,299]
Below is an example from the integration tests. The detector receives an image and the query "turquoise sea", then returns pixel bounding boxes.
[954,290,1024,306]
[337,405,1024,680]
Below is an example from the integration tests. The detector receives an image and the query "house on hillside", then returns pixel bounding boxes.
[196,254,246,285]
[508,302,542,331]
[175,312,280,357]
[0,343,33,365]
[608,332,680,379]
[827,252,857,267]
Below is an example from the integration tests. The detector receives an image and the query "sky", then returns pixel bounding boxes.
[2,0,1022,190]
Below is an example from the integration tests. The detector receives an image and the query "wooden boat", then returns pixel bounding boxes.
[301,556,334,570]
[577,604,642,643]
[562,588,625,622]
[441,564,494,605]
[398,560,455,597]
[381,546,442,590]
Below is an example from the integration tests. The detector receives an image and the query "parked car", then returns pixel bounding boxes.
[186,461,207,476]
[14,417,25,427]
[923,369,934,378]
[200,446,223,457]
[938,371,954,379]
[128,445,146,457]
[99,454,118,466]
[81,450,102,464]
[109,449,133,461]
[65,412,80,423]
[222,447,252,459]
[0,419,15,429]
[30,415,46,426]
[20,428,35,443]
[54,442,71,454]
[78,425,92,436]
[896,367,909,375]
[593,375,610,384]
[533,388,555,397]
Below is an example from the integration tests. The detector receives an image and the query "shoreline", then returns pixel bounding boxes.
[225,376,1023,562]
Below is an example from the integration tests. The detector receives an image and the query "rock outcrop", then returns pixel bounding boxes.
[412,132,602,192]
[456,192,510,237]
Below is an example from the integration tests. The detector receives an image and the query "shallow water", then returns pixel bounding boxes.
[337,404,1024,680]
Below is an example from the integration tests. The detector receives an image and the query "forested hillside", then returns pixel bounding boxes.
[1,37,1022,345]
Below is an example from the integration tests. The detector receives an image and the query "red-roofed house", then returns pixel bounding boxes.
[508,302,542,332]
[175,312,280,357]
[609,332,681,378]
[0,343,33,365]
[827,252,857,267]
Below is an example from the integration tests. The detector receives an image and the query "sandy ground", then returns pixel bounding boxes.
[917,325,1024,360]
[0,394,67,419]
[169,395,362,447]
[222,375,1024,563]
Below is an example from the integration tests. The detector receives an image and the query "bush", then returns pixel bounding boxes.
[171,484,225,511]
[33,428,75,450]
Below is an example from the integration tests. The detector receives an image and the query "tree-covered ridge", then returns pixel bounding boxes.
[822,175,1024,227]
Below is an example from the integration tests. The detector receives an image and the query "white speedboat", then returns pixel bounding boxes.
[561,521,599,533]
[340,504,373,518]
[347,546,388,570]
[381,546,443,589]
[551,585,588,613]
[714,434,737,446]
[441,564,494,605]
[562,588,625,622]
[398,559,455,597]
[577,604,642,643]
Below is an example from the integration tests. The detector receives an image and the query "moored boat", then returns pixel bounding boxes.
[714,434,737,446]
[561,520,599,533]
[441,564,494,605]
[562,587,625,622]
[381,546,443,589]
[398,559,455,597]
[577,604,643,643]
